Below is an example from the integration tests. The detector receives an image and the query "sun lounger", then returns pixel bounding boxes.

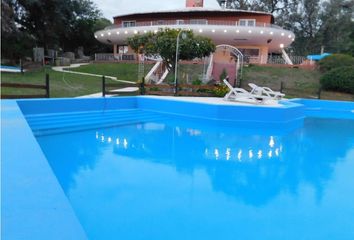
[223,79,276,105]
[248,83,285,99]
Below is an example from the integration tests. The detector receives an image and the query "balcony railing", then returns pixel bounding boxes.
[104,20,283,30]
[94,53,135,61]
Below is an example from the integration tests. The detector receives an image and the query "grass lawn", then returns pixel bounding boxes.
[241,65,353,101]
[1,62,353,100]
[2,68,104,98]
[66,62,153,81]
[1,63,152,98]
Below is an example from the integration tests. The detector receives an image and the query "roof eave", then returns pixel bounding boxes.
[113,8,274,19]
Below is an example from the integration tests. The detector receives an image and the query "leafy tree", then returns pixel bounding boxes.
[218,0,251,9]
[2,0,110,59]
[1,0,16,34]
[128,29,215,72]
[319,0,354,55]
[1,0,35,60]
[286,0,323,55]
[217,0,354,56]
[252,0,287,14]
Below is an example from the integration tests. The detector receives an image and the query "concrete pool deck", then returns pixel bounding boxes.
[138,95,281,106]
[79,93,281,107]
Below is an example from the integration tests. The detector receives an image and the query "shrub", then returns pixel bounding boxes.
[320,66,354,93]
[192,79,202,85]
[219,68,228,81]
[318,54,354,72]
[213,85,229,97]
[149,87,160,91]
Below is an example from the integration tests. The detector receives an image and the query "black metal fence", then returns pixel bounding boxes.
[102,76,219,97]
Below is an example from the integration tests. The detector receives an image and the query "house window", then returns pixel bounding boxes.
[190,19,208,25]
[118,45,128,54]
[122,21,136,28]
[176,19,185,25]
[238,19,256,27]
[151,20,166,26]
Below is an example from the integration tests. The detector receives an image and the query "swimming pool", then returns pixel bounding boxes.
[0,65,23,73]
[2,96,354,239]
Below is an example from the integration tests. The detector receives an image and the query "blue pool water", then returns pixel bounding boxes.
[0,65,22,72]
[31,108,354,239]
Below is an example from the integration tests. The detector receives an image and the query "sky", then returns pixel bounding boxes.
[93,0,221,20]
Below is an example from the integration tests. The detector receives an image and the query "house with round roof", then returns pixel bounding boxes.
[95,0,295,84]
[95,0,294,64]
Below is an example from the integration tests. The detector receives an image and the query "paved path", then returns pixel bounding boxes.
[52,63,138,97]
[52,63,135,84]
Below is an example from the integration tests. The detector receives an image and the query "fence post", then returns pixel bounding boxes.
[175,78,179,96]
[20,59,24,75]
[140,77,145,95]
[102,76,106,97]
[238,77,242,88]
[318,85,322,99]
[45,73,50,98]
[280,81,284,93]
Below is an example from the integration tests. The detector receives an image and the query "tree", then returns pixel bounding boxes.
[128,29,215,72]
[65,17,112,55]
[319,0,354,55]
[1,0,35,60]
[252,0,287,13]
[217,0,251,9]
[217,0,354,56]
[286,0,323,55]
[2,0,109,58]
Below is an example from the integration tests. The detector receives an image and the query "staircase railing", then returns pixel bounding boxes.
[204,54,214,83]
[281,49,294,65]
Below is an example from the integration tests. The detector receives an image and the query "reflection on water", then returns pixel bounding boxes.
[36,117,354,239]
[99,127,283,162]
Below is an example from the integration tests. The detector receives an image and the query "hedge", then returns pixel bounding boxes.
[318,54,354,72]
[320,66,354,94]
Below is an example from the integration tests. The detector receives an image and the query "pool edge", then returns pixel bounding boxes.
[1,100,88,240]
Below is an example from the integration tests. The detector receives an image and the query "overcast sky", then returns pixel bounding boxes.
[93,0,221,20]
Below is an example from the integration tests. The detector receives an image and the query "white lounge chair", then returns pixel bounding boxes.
[223,79,276,105]
[248,83,285,99]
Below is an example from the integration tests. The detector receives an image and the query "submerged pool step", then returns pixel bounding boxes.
[26,109,168,133]
[25,109,142,125]
[32,115,167,136]
[27,110,160,129]
[29,114,165,131]
[25,109,139,121]
[28,113,166,131]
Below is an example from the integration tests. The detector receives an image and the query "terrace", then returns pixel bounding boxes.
[96,19,294,49]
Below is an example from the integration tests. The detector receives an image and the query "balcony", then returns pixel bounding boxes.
[104,19,283,30]
[96,19,294,52]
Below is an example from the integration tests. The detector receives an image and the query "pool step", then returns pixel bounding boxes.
[25,109,168,136]
[29,114,166,131]
[27,110,160,128]
[25,109,139,121]
[33,116,167,136]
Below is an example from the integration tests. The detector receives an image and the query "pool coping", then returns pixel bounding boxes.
[1,101,87,240]
[1,96,354,239]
